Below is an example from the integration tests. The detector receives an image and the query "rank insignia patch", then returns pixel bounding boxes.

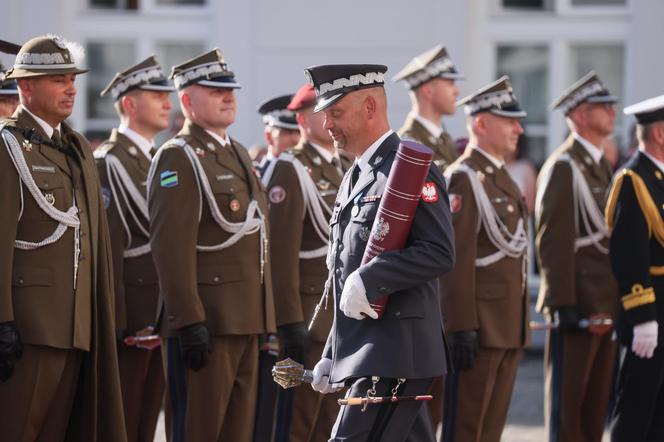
[449,193,462,213]
[160,170,179,188]
[269,186,286,204]
[421,182,438,203]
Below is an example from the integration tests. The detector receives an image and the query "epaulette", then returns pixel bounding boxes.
[161,136,187,150]
[606,168,664,247]
[93,140,115,159]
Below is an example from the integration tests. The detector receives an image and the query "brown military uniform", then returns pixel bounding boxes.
[268,140,349,441]
[442,148,530,442]
[398,115,458,173]
[536,135,618,442]
[95,130,164,442]
[149,119,276,441]
[0,107,126,441]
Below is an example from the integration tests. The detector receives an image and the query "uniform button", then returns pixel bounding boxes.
[507,204,515,213]
[17,278,24,285]
[378,287,387,294]
[137,277,143,283]
[335,269,342,276]
[213,276,220,282]
[395,311,401,317]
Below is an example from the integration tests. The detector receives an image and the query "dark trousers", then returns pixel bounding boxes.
[166,334,259,442]
[545,329,616,442]
[610,345,664,442]
[444,348,521,442]
[0,345,82,442]
[118,345,165,442]
[330,377,435,442]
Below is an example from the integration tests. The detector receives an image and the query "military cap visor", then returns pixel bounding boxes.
[100,56,175,101]
[392,44,464,90]
[4,36,88,80]
[457,76,527,119]
[550,71,617,114]
[258,94,298,130]
[305,64,388,112]
[624,94,664,125]
[0,68,18,95]
[170,49,241,91]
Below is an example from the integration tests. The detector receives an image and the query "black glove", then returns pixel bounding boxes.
[115,329,127,350]
[277,322,309,363]
[450,330,479,372]
[555,306,581,331]
[177,322,210,371]
[0,321,23,382]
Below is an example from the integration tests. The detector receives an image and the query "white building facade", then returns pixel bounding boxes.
[1,0,662,165]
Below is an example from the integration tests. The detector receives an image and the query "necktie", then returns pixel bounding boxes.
[350,163,361,189]
[331,157,344,176]
[51,128,62,145]
[149,146,157,158]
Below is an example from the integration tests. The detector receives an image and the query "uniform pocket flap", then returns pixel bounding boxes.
[197,264,243,285]
[34,173,65,191]
[12,267,53,287]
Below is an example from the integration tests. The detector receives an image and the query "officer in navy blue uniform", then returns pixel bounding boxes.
[606,94,664,442]
[306,63,455,441]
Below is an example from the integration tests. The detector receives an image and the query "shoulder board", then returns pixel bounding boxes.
[606,168,664,247]
[162,137,187,150]
[93,140,115,158]
[277,152,296,163]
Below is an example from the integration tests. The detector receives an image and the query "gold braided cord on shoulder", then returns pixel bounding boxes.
[605,169,664,248]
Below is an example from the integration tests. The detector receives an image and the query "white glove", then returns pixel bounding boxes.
[632,321,658,359]
[340,270,378,320]
[311,358,343,394]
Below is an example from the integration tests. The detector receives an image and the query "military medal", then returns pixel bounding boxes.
[507,204,515,213]
[22,139,32,152]
[317,179,330,191]
[312,156,322,166]
[128,146,138,156]
[359,227,371,242]
[229,199,241,212]
[43,192,56,206]
[207,142,216,152]
[195,147,205,157]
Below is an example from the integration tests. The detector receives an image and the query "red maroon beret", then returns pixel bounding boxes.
[287,83,317,111]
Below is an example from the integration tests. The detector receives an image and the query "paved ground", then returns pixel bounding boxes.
[154,350,610,441]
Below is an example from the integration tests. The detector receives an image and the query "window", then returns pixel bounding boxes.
[86,42,136,120]
[571,0,625,5]
[89,0,138,10]
[503,0,547,8]
[497,45,550,167]
[155,0,205,5]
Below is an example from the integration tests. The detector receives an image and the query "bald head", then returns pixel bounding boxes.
[321,87,390,157]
